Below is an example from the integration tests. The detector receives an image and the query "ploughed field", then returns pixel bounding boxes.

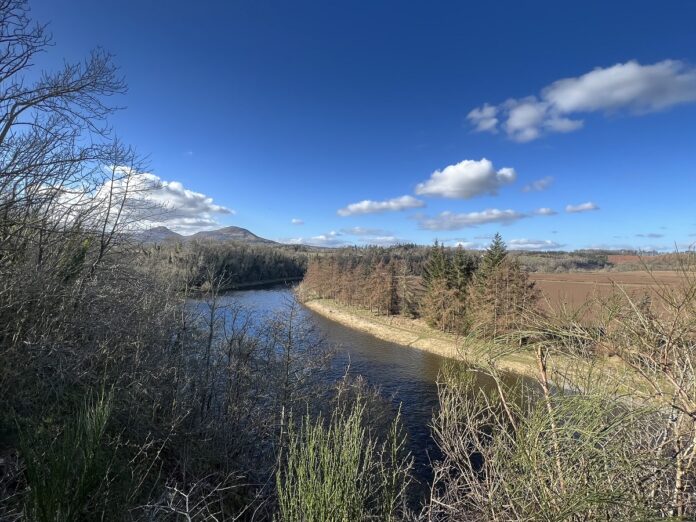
[530,270,683,309]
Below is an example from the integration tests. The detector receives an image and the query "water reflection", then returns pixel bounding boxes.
[206,286,527,500]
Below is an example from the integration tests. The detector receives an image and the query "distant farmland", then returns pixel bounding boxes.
[530,271,684,309]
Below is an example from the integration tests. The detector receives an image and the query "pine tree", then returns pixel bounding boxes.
[452,246,477,294]
[423,241,449,288]
[479,233,507,275]
[468,238,539,339]
[397,260,419,318]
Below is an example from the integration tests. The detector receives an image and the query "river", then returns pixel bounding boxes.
[218,286,444,485]
[206,285,517,500]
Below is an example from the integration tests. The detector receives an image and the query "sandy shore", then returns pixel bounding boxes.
[302,298,543,378]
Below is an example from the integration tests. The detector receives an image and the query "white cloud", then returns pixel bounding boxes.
[291,218,304,225]
[467,103,499,133]
[566,201,599,213]
[337,227,401,245]
[415,158,516,199]
[360,236,401,246]
[443,239,486,249]
[95,169,233,234]
[508,238,565,251]
[337,195,424,216]
[534,207,558,216]
[636,232,664,238]
[286,230,346,247]
[468,60,696,141]
[418,208,527,231]
[341,226,392,236]
[523,176,554,192]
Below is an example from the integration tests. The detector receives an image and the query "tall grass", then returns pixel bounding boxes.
[20,392,113,521]
[276,396,412,522]
[427,253,696,520]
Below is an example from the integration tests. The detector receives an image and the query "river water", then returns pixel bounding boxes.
[220,286,445,487]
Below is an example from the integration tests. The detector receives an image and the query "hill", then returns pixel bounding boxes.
[138,226,183,243]
[138,225,277,245]
[188,226,277,244]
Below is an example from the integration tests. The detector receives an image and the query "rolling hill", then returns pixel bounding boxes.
[139,225,277,245]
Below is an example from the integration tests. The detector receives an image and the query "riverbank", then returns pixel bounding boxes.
[302,297,542,378]
[302,297,647,392]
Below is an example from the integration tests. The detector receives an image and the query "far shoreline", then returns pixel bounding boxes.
[301,297,542,379]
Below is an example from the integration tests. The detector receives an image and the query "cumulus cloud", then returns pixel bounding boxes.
[508,239,565,251]
[337,195,424,216]
[467,103,499,133]
[338,227,401,245]
[534,207,558,216]
[286,230,401,247]
[443,239,485,249]
[415,158,516,199]
[97,170,234,234]
[291,218,304,225]
[468,60,696,141]
[523,176,554,192]
[565,201,599,213]
[417,208,527,231]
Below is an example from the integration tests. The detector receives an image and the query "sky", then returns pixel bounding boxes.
[31,0,696,251]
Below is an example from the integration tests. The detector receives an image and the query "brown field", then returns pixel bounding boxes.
[530,271,683,309]
[608,254,644,264]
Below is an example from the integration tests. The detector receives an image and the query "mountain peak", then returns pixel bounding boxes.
[138,226,183,242]
[188,226,277,245]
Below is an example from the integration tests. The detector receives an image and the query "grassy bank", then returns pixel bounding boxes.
[303,298,543,378]
[301,297,649,393]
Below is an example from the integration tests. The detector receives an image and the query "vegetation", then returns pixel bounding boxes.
[3,1,696,520]
[0,3,409,519]
[140,240,308,291]
[276,392,412,522]
[300,234,538,338]
[427,257,696,520]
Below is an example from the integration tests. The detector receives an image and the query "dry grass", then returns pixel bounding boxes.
[303,298,559,380]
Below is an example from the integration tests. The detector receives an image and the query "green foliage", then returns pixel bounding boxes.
[142,241,308,290]
[423,241,449,287]
[20,392,113,522]
[276,398,412,522]
[451,246,476,293]
[479,232,507,274]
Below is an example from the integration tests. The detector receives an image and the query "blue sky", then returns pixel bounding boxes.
[32,0,696,250]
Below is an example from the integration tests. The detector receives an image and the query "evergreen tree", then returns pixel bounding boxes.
[423,241,449,288]
[397,260,419,318]
[452,246,477,293]
[468,235,539,338]
[479,233,508,274]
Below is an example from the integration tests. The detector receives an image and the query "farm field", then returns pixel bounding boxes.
[531,270,683,309]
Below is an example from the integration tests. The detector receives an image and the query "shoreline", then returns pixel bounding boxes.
[301,297,544,379]
[301,297,650,396]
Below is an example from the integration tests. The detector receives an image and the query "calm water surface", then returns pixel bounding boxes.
[221,286,445,487]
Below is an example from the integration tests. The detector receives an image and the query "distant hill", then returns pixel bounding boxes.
[138,226,183,243]
[138,225,277,245]
[188,226,278,244]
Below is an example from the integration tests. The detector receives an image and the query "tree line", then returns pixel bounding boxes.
[3,1,696,519]
[141,240,308,290]
[300,234,538,338]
